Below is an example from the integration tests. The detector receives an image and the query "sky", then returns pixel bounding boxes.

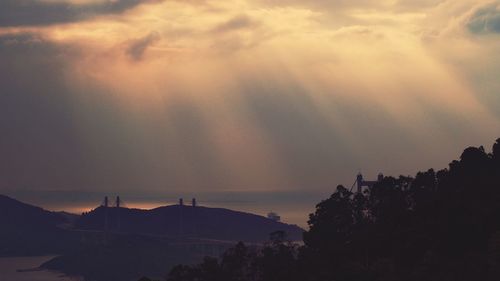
[1,0,500,224]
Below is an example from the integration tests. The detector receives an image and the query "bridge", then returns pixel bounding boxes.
[72,196,244,258]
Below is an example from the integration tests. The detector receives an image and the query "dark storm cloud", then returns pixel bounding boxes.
[0,0,161,27]
[467,3,500,34]
[126,32,160,60]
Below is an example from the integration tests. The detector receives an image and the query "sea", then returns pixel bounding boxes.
[0,256,82,281]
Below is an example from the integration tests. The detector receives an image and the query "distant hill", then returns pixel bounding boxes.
[0,195,77,256]
[0,195,303,257]
[0,195,304,280]
[76,205,304,242]
[0,194,65,226]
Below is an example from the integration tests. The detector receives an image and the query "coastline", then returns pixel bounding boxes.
[0,256,82,281]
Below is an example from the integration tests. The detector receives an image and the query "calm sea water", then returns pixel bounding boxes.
[0,256,82,281]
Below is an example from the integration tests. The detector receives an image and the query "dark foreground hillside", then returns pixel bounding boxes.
[158,138,500,281]
[42,234,221,281]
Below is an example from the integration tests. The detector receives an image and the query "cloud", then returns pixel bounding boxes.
[0,0,161,27]
[126,32,160,60]
[212,15,258,33]
[1,0,500,198]
[207,16,269,52]
[395,0,445,10]
[258,0,374,9]
[258,0,444,13]
[467,2,500,34]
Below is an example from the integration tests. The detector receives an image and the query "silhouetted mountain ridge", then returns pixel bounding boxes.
[77,204,304,242]
[0,195,77,256]
[0,194,65,226]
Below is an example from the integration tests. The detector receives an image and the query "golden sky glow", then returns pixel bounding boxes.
[1,0,500,195]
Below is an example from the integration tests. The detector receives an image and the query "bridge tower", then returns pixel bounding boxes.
[179,198,184,238]
[116,196,121,232]
[103,196,109,244]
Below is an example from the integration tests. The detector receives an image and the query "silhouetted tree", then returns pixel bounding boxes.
[166,138,500,281]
